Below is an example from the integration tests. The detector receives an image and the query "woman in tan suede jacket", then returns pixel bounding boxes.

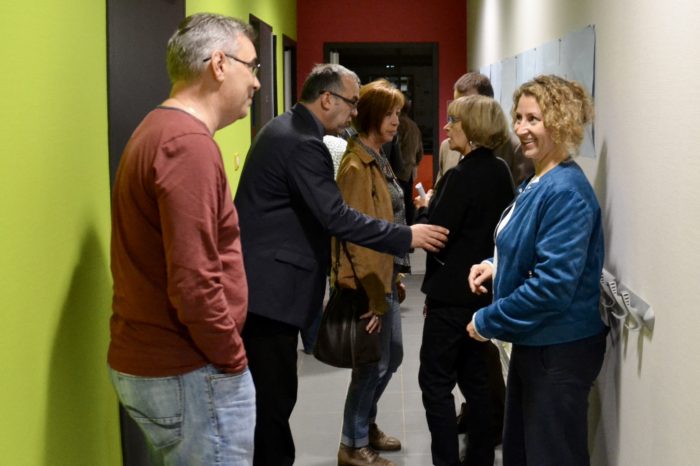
[334,79,408,466]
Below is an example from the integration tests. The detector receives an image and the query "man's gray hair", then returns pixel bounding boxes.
[299,64,360,103]
[166,13,254,83]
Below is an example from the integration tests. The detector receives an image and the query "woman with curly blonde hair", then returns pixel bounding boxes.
[467,75,606,466]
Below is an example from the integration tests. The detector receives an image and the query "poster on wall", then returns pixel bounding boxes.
[516,48,537,87]
[490,61,503,104]
[500,57,517,118]
[561,27,596,157]
[535,39,561,77]
[484,25,596,158]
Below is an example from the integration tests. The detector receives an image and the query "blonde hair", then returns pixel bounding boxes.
[512,75,594,154]
[448,95,509,150]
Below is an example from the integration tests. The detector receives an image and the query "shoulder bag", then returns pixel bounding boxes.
[313,240,381,368]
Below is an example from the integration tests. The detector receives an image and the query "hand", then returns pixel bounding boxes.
[413,194,428,209]
[467,321,488,342]
[396,281,406,303]
[360,310,382,334]
[468,263,493,295]
[410,224,449,253]
[412,189,433,209]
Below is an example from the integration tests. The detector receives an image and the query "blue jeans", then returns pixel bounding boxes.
[300,305,322,353]
[341,283,403,447]
[109,364,256,466]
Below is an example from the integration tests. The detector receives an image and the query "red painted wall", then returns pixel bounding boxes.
[296,0,467,158]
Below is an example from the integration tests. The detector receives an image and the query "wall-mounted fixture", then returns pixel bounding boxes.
[600,268,654,331]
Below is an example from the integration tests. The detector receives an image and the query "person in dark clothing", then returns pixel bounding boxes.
[234,63,449,466]
[415,95,514,466]
[389,99,423,225]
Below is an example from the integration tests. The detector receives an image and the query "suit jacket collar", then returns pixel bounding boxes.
[292,103,325,138]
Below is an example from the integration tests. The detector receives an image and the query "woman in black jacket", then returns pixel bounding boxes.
[414,95,514,466]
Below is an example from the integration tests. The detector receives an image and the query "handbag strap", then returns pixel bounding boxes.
[331,238,361,288]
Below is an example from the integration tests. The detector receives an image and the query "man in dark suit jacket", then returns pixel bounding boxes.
[234,63,448,466]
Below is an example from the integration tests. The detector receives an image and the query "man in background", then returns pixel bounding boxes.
[235,63,448,466]
[394,99,423,225]
[436,72,533,186]
[108,13,260,465]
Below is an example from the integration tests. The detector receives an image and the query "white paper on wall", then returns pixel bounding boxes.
[561,26,596,157]
[535,39,561,77]
[516,48,537,86]
[482,25,596,157]
[500,57,517,125]
[490,61,503,105]
[561,25,595,94]
[479,64,491,80]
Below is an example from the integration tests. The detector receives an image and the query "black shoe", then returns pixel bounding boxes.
[456,402,468,434]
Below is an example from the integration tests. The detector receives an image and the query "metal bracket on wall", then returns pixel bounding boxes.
[599,268,654,331]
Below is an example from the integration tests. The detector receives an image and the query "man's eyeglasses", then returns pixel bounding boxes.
[447,115,460,125]
[203,53,260,76]
[321,90,359,109]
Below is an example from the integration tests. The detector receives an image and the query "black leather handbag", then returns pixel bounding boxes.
[313,241,381,368]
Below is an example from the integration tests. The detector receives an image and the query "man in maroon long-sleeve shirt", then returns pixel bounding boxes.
[108,13,260,465]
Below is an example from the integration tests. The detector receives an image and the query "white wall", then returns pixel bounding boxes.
[467,1,700,465]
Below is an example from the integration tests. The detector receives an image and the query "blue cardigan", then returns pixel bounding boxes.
[474,159,606,346]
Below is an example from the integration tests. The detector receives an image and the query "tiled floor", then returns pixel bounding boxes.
[290,251,503,466]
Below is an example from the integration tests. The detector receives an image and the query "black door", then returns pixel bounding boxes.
[107,0,185,464]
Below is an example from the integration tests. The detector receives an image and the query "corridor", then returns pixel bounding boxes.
[291,252,504,465]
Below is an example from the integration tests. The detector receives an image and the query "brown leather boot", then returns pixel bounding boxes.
[368,423,401,451]
[337,444,396,466]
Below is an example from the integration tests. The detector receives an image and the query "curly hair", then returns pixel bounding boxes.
[511,75,594,154]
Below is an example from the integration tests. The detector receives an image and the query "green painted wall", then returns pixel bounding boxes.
[187,0,297,189]
[0,1,295,465]
[0,1,121,466]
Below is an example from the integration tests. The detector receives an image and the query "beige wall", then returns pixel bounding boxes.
[467,1,700,464]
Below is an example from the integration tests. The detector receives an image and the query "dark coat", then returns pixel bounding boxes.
[234,104,411,328]
[418,147,514,310]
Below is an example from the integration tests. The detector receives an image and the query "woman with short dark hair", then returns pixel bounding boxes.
[334,79,407,466]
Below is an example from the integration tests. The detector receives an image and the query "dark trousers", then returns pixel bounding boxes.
[419,306,501,466]
[242,313,300,466]
[457,340,505,445]
[503,332,607,466]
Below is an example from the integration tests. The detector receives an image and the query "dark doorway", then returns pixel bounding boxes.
[107,0,183,187]
[283,35,298,111]
[107,0,185,465]
[324,43,439,160]
[249,15,275,140]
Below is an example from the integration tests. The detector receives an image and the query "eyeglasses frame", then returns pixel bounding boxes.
[203,53,260,76]
[321,90,359,109]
